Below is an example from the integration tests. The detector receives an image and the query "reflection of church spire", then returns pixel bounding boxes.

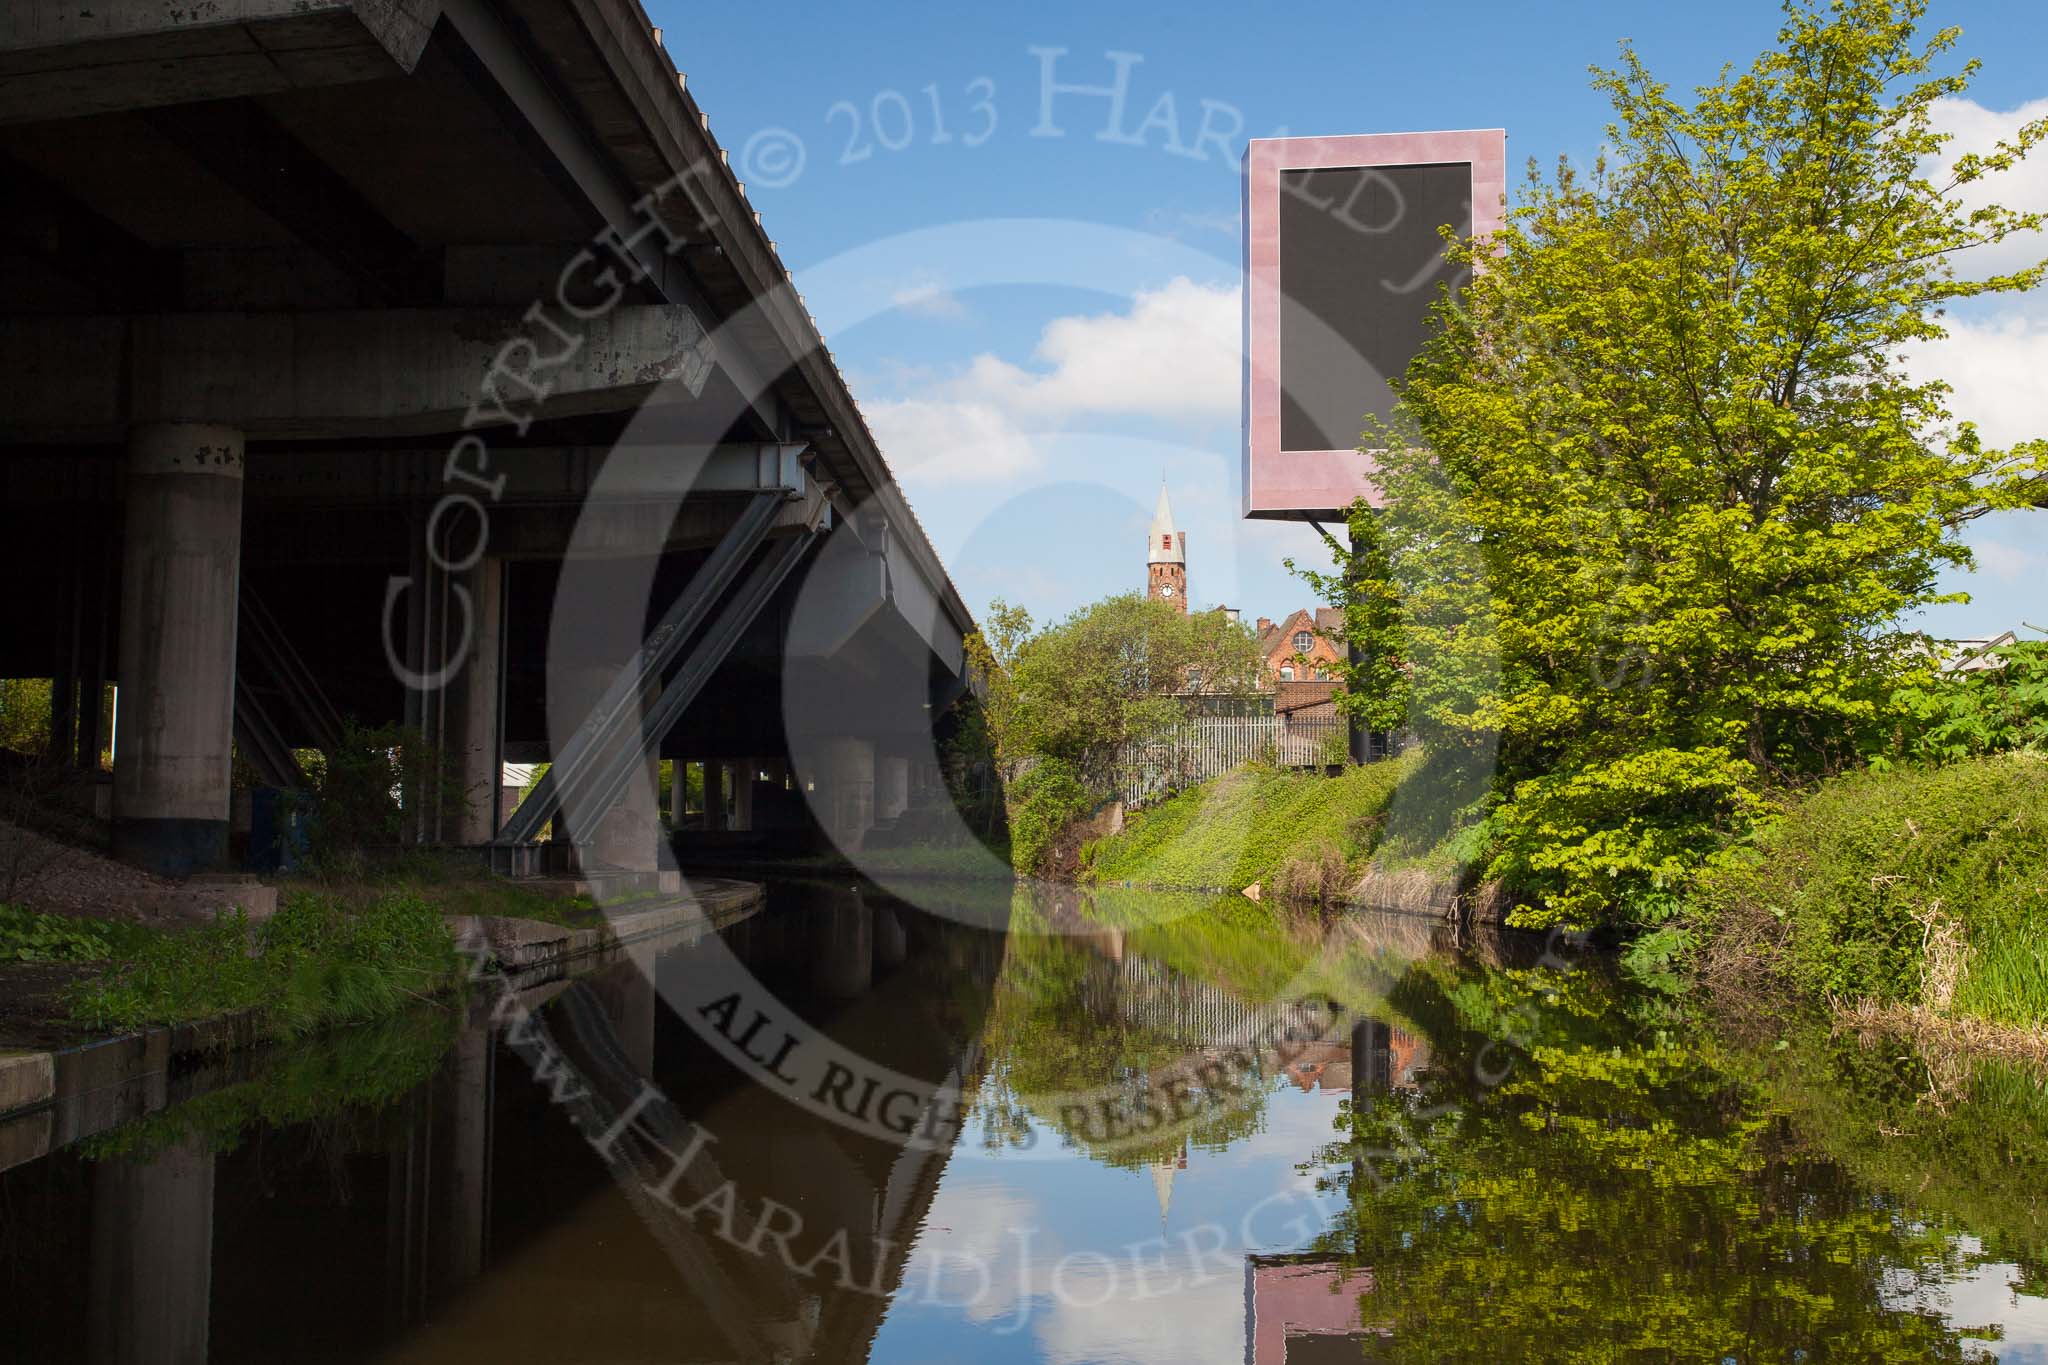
[1148,1141,1188,1225]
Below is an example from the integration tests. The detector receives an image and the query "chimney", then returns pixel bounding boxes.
[1256,617,1273,633]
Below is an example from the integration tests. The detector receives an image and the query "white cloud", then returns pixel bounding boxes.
[1928,96,2048,281]
[952,276,1239,421]
[1903,303,2048,449]
[859,277,1240,487]
[863,396,1039,484]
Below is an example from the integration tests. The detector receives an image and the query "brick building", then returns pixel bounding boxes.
[1255,607,1344,683]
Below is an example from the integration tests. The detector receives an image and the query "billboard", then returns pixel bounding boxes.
[1242,131,1507,519]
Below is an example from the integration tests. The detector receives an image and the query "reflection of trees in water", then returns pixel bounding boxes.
[1309,959,2010,1362]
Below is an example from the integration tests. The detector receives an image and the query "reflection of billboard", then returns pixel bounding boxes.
[1242,132,1507,520]
[1245,1255,1388,1363]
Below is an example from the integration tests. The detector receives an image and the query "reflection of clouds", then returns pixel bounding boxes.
[1033,1266,1245,1365]
[1882,1241,2048,1362]
[903,1179,1050,1325]
[883,1084,1355,1363]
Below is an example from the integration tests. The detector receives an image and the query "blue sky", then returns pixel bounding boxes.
[649,0,2048,640]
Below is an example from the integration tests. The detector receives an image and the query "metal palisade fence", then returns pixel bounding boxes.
[1104,712,1359,807]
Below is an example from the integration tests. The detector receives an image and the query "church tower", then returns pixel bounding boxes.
[1147,483,1187,612]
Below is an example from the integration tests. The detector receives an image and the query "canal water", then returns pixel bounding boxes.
[3,878,2045,1363]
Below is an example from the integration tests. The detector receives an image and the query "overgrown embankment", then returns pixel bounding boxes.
[1080,755,1416,899]
[1692,751,2048,1036]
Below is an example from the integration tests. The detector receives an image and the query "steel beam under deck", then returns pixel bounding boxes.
[491,488,813,850]
[233,587,348,789]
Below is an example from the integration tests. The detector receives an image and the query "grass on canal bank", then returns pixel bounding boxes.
[63,890,463,1039]
[1080,754,1419,898]
[1691,751,2048,1035]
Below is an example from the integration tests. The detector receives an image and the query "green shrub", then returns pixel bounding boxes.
[69,891,461,1038]
[1489,747,1768,931]
[1889,640,2048,762]
[1006,759,1091,876]
[1694,752,2048,1027]
[295,721,470,874]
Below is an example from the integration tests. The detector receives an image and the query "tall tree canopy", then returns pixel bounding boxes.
[968,593,1264,782]
[1328,0,2046,928]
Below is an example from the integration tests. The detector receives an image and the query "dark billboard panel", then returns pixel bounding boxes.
[1243,132,1506,519]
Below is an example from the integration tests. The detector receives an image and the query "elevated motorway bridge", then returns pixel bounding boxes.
[0,0,975,878]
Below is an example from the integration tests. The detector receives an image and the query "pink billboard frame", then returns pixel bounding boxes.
[1242,130,1507,519]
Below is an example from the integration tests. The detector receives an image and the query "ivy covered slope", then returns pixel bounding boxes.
[1695,751,2048,1031]
[1081,755,1413,898]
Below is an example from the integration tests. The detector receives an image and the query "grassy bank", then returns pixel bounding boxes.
[1080,754,1417,897]
[284,848,608,926]
[67,890,463,1039]
[1691,751,2048,1033]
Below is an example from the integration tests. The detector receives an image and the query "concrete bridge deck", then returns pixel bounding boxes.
[0,0,976,881]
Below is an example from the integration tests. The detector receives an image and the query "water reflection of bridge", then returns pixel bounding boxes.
[0,884,1001,1365]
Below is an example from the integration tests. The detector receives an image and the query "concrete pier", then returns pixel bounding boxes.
[112,423,244,876]
[814,737,876,852]
[446,558,505,846]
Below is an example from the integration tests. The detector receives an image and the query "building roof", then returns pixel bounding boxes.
[1257,607,1343,657]
[1275,679,1340,715]
[1148,483,1185,565]
[1946,631,2019,673]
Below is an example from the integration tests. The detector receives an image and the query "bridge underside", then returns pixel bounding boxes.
[0,0,973,877]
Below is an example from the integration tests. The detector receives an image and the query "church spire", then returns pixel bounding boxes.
[1148,482,1185,564]
[1145,481,1188,612]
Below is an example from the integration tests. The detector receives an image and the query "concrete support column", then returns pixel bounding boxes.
[447,558,504,845]
[553,665,659,872]
[876,753,911,823]
[113,422,244,876]
[668,760,689,826]
[732,758,755,833]
[814,737,875,852]
[704,761,728,833]
[90,1138,216,1365]
[597,752,661,873]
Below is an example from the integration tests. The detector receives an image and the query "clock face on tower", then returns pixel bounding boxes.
[1160,585,1175,598]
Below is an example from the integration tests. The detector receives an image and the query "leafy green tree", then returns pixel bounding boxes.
[965,594,1265,871]
[1338,0,2047,929]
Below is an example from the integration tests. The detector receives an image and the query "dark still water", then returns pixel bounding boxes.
[4,879,2045,1363]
